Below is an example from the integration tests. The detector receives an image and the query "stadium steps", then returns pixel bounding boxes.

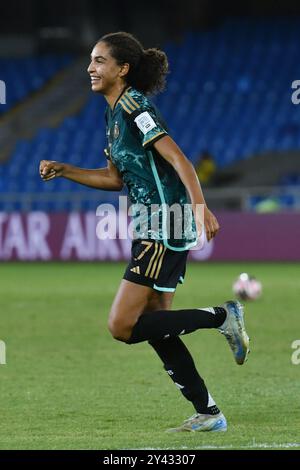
[0,57,89,162]
[215,151,300,187]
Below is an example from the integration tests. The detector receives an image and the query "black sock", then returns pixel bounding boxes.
[126,307,226,344]
[149,336,220,415]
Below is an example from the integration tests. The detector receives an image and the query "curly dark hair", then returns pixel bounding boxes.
[98,32,168,95]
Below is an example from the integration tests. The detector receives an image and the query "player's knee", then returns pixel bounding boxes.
[107,317,132,342]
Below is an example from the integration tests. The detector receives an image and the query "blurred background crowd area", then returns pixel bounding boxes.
[1,0,300,214]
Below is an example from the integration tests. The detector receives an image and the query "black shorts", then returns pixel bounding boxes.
[123,239,189,292]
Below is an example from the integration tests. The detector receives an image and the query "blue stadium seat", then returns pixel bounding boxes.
[0,55,72,114]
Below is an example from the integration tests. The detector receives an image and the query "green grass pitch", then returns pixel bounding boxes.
[0,262,300,450]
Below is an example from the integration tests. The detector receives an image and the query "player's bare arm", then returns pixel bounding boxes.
[154,135,220,241]
[39,159,124,191]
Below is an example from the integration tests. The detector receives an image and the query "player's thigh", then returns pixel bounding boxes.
[142,289,175,313]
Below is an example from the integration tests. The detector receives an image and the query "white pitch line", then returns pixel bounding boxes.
[136,442,300,450]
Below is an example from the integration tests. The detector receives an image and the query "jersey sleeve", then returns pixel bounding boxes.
[132,107,168,148]
[119,91,168,148]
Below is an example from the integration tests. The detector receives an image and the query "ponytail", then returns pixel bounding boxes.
[133,48,168,94]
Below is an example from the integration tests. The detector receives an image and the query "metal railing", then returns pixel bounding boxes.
[0,186,300,212]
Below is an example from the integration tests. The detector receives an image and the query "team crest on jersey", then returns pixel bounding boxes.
[113,122,120,139]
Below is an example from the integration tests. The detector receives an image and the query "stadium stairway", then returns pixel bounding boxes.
[214,151,300,188]
[0,57,89,162]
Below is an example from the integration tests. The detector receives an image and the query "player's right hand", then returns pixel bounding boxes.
[39,160,64,181]
[204,206,220,242]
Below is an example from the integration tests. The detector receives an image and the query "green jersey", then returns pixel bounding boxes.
[105,86,197,251]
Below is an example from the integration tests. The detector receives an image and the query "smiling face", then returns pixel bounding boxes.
[87,41,128,95]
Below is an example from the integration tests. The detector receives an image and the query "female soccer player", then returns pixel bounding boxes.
[40,32,249,432]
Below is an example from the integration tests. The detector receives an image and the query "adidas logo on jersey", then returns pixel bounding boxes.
[130,266,140,274]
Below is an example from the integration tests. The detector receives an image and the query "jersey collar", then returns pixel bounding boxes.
[112,86,132,114]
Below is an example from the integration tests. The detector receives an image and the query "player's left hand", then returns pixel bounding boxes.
[204,206,220,241]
